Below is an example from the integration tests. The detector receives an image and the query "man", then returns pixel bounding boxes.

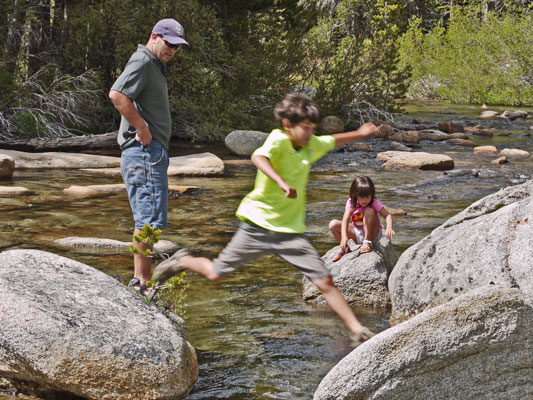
[109,18,188,297]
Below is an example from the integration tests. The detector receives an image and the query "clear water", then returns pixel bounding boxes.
[1,103,532,399]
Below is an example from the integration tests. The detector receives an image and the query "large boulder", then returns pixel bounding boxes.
[302,237,397,308]
[53,237,180,255]
[0,249,198,399]
[225,130,268,156]
[389,180,533,323]
[314,287,533,400]
[377,151,454,171]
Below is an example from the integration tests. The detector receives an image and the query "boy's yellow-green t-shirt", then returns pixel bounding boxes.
[235,129,336,234]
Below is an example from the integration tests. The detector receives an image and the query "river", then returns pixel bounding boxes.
[1,102,532,399]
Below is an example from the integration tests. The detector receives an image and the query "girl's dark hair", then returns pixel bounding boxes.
[274,92,321,125]
[349,176,375,206]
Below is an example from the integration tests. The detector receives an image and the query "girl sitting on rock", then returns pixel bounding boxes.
[329,175,394,261]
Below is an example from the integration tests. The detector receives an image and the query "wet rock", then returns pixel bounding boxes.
[492,156,508,165]
[447,138,477,147]
[319,116,345,134]
[0,154,15,178]
[0,249,198,400]
[62,184,198,198]
[314,287,533,400]
[346,142,373,152]
[53,237,180,255]
[377,123,394,138]
[388,142,411,152]
[389,180,533,323]
[500,110,528,120]
[438,121,464,133]
[499,148,530,159]
[0,186,33,197]
[473,145,498,155]
[302,237,397,308]
[225,130,268,156]
[419,129,450,141]
[465,125,495,137]
[479,110,499,118]
[377,151,454,171]
[0,150,120,169]
[390,131,421,144]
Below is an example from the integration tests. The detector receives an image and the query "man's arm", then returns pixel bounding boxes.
[251,155,297,198]
[108,90,152,146]
[331,122,378,147]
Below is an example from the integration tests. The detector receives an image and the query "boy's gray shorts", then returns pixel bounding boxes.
[212,222,331,281]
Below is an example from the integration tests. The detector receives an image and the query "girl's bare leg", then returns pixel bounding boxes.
[363,208,379,241]
[328,219,357,243]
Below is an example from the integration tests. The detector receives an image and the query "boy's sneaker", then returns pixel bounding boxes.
[153,248,191,283]
[349,327,375,347]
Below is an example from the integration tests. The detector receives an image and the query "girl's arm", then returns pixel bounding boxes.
[379,207,395,238]
[340,208,352,251]
[252,155,297,198]
[331,122,378,147]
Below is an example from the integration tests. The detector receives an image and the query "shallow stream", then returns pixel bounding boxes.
[1,102,532,399]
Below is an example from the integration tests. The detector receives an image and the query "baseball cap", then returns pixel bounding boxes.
[153,18,189,47]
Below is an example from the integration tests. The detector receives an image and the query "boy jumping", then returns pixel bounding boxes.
[154,92,378,345]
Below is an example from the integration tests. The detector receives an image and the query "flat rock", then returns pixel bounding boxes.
[0,150,120,169]
[53,237,180,255]
[499,148,530,159]
[0,186,33,197]
[377,151,454,171]
[0,249,198,399]
[314,287,533,400]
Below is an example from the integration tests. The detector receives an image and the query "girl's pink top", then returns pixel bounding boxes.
[345,197,384,230]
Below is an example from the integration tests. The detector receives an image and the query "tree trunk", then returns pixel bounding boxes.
[0,131,120,154]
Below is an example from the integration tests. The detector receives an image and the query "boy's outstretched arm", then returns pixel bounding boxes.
[332,122,378,147]
[252,155,297,198]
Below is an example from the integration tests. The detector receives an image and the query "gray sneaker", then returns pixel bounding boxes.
[152,248,191,283]
[349,327,375,347]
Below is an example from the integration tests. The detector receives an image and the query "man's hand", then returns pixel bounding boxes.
[136,124,152,146]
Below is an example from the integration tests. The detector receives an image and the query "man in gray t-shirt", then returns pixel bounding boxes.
[109,18,188,297]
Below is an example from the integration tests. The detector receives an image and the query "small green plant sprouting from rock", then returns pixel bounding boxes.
[130,224,162,257]
[129,224,188,317]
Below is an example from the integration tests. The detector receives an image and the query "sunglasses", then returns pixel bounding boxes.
[158,35,181,50]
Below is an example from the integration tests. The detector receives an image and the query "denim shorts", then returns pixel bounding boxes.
[121,141,169,229]
[212,221,331,281]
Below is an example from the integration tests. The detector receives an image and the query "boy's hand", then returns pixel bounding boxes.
[358,122,378,138]
[385,227,395,238]
[280,181,297,198]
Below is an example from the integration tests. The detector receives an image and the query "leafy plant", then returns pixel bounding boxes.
[130,224,189,317]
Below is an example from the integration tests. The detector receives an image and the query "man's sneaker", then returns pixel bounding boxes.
[152,248,191,283]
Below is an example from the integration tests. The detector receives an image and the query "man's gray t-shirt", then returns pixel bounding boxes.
[111,45,172,150]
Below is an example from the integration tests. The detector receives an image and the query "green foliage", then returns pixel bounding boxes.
[130,224,162,257]
[156,273,189,317]
[399,9,533,105]
[302,0,410,121]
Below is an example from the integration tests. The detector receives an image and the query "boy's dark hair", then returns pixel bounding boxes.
[350,176,375,206]
[274,92,321,125]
